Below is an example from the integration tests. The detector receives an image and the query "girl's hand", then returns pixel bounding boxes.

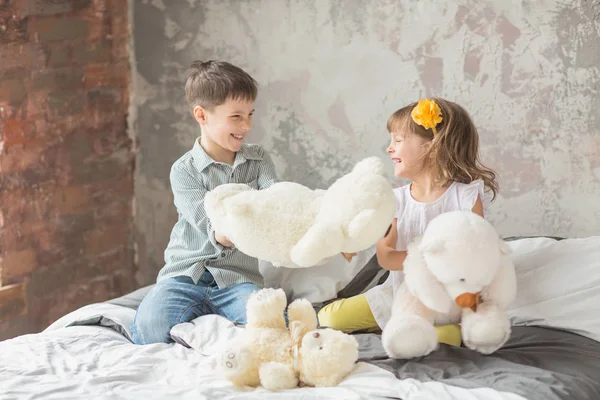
[376,218,407,271]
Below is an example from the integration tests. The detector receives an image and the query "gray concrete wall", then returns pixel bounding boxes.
[130,0,600,285]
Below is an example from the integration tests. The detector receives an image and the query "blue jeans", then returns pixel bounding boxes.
[130,271,259,345]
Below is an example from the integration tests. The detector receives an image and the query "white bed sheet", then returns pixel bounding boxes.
[1,305,525,400]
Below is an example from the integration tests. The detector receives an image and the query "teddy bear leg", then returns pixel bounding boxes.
[245,288,287,329]
[461,303,511,354]
[219,345,260,387]
[382,313,438,359]
[259,362,299,391]
[381,287,438,359]
[287,298,318,331]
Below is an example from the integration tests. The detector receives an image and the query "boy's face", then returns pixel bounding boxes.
[195,97,255,158]
[386,130,431,179]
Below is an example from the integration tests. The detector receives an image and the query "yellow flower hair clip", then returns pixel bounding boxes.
[411,99,443,136]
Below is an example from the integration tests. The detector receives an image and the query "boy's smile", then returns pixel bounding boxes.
[195,98,255,164]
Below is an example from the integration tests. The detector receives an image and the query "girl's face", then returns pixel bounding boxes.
[386,130,431,179]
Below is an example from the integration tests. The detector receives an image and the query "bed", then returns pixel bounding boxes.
[2,236,599,400]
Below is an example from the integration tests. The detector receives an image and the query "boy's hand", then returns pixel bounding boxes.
[215,233,234,247]
[341,252,357,262]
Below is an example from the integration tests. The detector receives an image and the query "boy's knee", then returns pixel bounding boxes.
[131,281,193,345]
[131,308,174,345]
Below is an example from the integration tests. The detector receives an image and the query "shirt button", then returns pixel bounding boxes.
[204,260,210,266]
[220,252,226,258]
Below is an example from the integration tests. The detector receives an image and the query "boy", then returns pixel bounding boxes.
[131,60,278,345]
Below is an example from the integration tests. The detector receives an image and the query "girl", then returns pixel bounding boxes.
[318,97,498,348]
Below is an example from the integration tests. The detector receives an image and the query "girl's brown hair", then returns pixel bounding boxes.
[387,97,498,200]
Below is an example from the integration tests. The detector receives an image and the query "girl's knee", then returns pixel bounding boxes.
[435,324,462,347]
[317,304,346,331]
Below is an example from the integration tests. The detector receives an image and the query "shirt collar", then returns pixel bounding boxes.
[192,138,263,172]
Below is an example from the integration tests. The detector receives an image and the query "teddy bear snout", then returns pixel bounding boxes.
[455,292,481,311]
[313,332,320,338]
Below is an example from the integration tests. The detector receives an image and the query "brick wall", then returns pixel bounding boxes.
[0,0,134,340]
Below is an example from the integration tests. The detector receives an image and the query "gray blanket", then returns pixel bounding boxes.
[356,326,600,400]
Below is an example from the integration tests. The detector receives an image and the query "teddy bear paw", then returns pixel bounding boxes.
[247,288,287,313]
[461,305,511,354]
[220,346,254,377]
[382,314,438,359]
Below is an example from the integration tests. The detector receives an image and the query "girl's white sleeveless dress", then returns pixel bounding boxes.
[364,179,486,328]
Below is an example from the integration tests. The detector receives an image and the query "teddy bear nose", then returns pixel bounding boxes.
[313,332,320,338]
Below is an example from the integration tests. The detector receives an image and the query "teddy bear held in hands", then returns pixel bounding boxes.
[204,156,396,268]
[219,288,359,390]
[382,211,518,359]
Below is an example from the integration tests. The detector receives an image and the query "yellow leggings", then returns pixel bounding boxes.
[317,294,462,347]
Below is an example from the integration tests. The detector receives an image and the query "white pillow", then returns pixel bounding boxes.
[259,245,377,304]
[506,236,600,342]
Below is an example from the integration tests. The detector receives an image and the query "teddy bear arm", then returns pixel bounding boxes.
[482,256,517,310]
[403,246,453,314]
[287,298,318,331]
[259,362,299,390]
[290,222,345,268]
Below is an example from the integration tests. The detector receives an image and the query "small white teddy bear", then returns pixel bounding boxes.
[382,211,517,359]
[219,288,359,390]
[204,156,396,268]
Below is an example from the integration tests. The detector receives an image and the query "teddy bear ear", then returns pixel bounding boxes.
[351,157,385,176]
[418,238,445,255]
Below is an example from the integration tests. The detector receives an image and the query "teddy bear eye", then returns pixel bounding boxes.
[460,278,465,282]
[319,346,323,350]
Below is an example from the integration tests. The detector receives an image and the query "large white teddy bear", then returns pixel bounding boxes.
[382,211,517,359]
[204,157,396,268]
[219,288,359,390]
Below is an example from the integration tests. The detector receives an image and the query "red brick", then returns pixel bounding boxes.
[32,270,134,329]
[1,249,38,283]
[0,283,27,319]
[83,222,130,255]
[0,14,29,44]
[2,119,37,146]
[111,15,129,39]
[17,0,74,17]
[109,0,128,15]
[91,128,131,157]
[32,67,84,91]
[0,2,133,340]
[44,43,70,68]
[91,175,134,204]
[87,87,123,113]
[84,62,129,88]
[75,245,130,282]
[0,314,35,341]
[0,43,46,72]
[31,16,89,42]
[46,90,86,116]
[0,141,47,174]
[72,39,113,64]
[0,77,27,105]
[53,185,92,214]
[73,147,134,184]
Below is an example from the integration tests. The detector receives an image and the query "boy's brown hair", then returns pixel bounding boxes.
[387,97,499,200]
[185,60,258,111]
